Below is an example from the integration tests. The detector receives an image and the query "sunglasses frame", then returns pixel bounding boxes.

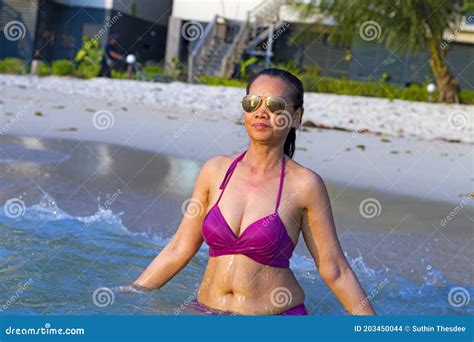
[241,94,296,114]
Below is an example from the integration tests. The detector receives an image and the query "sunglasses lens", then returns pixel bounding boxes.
[267,97,286,113]
[242,95,261,112]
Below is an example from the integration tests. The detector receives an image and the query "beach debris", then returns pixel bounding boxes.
[381,138,391,143]
[85,108,96,112]
[390,150,399,154]
[121,107,128,111]
[405,150,412,154]
[296,147,307,151]
[5,112,13,116]
[459,193,474,199]
[34,111,42,116]
[51,105,65,109]
[166,115,178,120]
[58,127,78,132]
[302,120,318,128]
[235,120,244,125]
[356,144,365,151]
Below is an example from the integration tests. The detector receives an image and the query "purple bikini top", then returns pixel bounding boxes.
[202,150,295,268]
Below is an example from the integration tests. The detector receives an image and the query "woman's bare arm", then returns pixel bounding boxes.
[300,170,376,315]
[132,157,219,290]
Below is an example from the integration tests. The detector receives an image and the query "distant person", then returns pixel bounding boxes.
[99,34,123,78]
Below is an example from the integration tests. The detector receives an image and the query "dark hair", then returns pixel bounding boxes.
[246,68,304,158]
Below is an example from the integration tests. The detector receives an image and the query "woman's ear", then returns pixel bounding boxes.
[293,107,304,128]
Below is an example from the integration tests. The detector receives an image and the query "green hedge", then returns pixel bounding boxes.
[198,74,474,105]
[197,75,247,87]
[51,59,74,76]
[0,58,26,74]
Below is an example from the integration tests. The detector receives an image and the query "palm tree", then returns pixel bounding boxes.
[291,0,472,103]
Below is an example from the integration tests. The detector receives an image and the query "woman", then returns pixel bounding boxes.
[132,68,376,316]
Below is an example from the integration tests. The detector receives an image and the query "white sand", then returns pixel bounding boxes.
[0,75,472,205]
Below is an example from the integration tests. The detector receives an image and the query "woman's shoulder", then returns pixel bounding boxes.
[200,152,239,178]
[286,158,327,195]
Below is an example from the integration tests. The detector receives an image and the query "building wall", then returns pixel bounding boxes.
[172,0,265,22]
[349,37,474,89]
[33,1,170,64]
[0,0,39,60]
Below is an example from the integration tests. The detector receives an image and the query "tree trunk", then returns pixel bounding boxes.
[429,58,460,104]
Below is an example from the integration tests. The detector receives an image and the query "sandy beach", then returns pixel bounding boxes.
[0,75,472,205]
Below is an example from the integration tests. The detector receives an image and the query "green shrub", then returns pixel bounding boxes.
[460,89,474,105]
[111,69,128,79]
[73,36,102,79]
[51,59,74,76]
[0,58,26,74]
[73,63,100,79]
[198,75,247,87]
[142,65,164,80]
[37,62,51,76]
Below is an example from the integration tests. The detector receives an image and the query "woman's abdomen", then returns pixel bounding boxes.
[197,255,305,315]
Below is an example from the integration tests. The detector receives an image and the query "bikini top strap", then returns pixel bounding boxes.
[275,155,286,212]
[216,150,247,204]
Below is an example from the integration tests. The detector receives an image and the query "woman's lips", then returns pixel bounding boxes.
[253,123,270,129]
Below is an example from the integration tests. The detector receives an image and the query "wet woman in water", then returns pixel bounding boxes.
[132,68,376,315]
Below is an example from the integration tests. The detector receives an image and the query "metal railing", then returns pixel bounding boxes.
[187,15,219,82]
